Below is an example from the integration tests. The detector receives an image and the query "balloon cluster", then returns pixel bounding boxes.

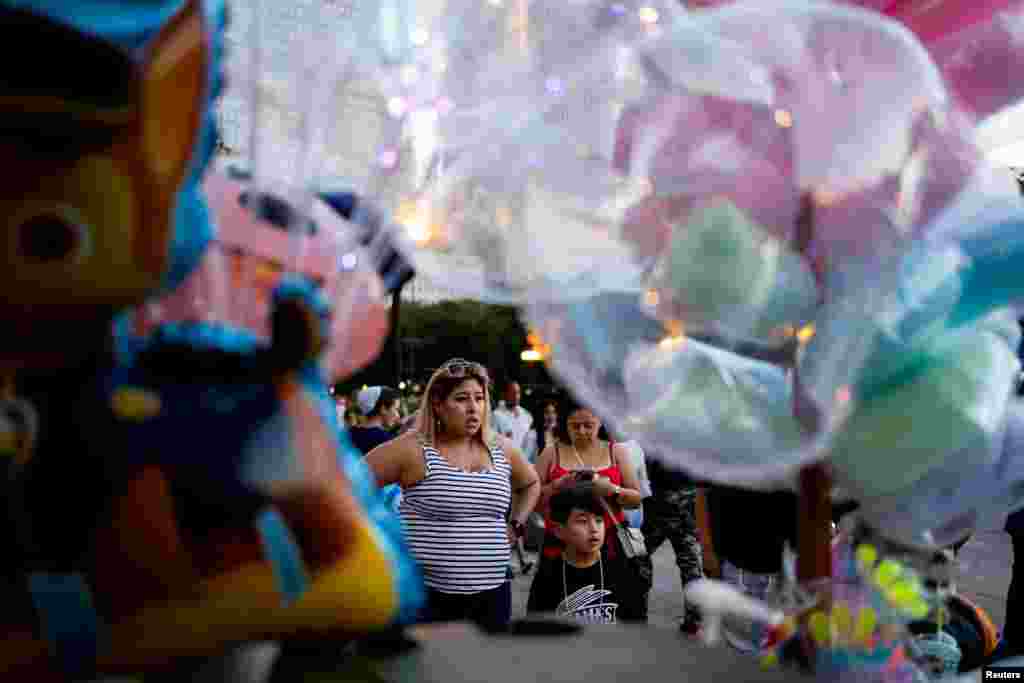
[339,0,1024,550]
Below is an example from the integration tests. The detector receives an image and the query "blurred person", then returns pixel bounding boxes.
[348,386,403,515]
[522,399,561,554]
[527,481,646,623]
[494,381,539,574]
[641,456,706,636]
[349,386,402,454]
[535,399,559,455]
[993,507,1024,662]
[493,381,534,457]
[367,359,539,632]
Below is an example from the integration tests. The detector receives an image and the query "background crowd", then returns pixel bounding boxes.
[335,351,1024,673]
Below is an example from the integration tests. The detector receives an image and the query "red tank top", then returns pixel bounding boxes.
[542,442,625,558]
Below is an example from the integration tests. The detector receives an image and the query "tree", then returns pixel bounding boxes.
[334,299,554,396]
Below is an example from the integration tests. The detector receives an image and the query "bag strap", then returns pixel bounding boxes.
[547,444,558,482]
[597,495,624,531]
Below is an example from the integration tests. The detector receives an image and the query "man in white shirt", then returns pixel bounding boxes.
[492,382,535,460]
[494,381,537,575]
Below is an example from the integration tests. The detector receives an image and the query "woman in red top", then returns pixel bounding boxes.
[534,397,643,560]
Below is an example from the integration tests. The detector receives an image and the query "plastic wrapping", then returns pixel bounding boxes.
[816,311,1021,500]
[859,398,1024,549]
[611,1,977,348]
[353,0,774,304]
[527,290,847,488]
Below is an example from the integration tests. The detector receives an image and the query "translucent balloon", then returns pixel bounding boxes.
[514,3,986,485]
[811,310,1020,501]
[610,2,979,350]
[525,288,863,488]
[357,0,774,304]
[858,397,1024,549]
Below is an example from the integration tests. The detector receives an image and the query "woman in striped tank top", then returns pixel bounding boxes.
[367,359,539,632]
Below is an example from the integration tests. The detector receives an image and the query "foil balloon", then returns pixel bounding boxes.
[132,168,394,383]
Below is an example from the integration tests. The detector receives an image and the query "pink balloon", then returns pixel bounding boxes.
[927,9,1024,119]
[132,171,391,383]
[888,0,1021,45]
[614,92,798,244]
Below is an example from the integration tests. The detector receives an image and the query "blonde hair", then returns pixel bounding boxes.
[415,359,495,448]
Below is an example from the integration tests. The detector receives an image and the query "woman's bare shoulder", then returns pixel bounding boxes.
[368,430,422,459]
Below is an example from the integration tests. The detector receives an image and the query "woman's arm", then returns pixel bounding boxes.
[595,443,642,509]
[365,433,419,489]
[504,438,540,526]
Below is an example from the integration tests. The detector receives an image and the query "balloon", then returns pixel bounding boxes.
[928,8,1024,120]
[889,0,1022,46]
[518,2,985,485]
[130,168,391,383]
[610,1,978,349]
[526,288,862,488]
[858,398,1024,548]
[353,0,776,304]
[819,311,1020,498]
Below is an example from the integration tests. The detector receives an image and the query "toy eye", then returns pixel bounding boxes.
[18,212,87,263]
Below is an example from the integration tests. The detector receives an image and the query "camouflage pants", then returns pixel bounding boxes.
[638,487,704,624]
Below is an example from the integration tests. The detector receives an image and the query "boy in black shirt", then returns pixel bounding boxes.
[527,482,645,624]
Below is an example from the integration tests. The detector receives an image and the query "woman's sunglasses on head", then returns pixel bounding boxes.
[440,359,488,379]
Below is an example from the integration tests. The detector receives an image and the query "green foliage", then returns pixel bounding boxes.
[335,298,549,394]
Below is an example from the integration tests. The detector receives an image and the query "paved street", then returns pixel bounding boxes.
[511,526,1015,630]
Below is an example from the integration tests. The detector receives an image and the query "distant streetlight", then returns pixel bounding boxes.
[399,381,407,390]
[521,349,543,362]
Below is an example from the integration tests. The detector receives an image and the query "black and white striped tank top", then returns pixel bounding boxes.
[400,440,512,594]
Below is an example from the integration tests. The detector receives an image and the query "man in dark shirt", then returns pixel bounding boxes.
[527,482,645,623]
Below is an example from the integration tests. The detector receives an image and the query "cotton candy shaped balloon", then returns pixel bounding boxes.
[803,295,1020,502]
[613,1,980,350]
[526,288,855,488]
[645,199,820,343]
[692,1,952,195]
[857,397,1024,549]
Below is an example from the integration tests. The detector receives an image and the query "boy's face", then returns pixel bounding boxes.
[556,508,605,554]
